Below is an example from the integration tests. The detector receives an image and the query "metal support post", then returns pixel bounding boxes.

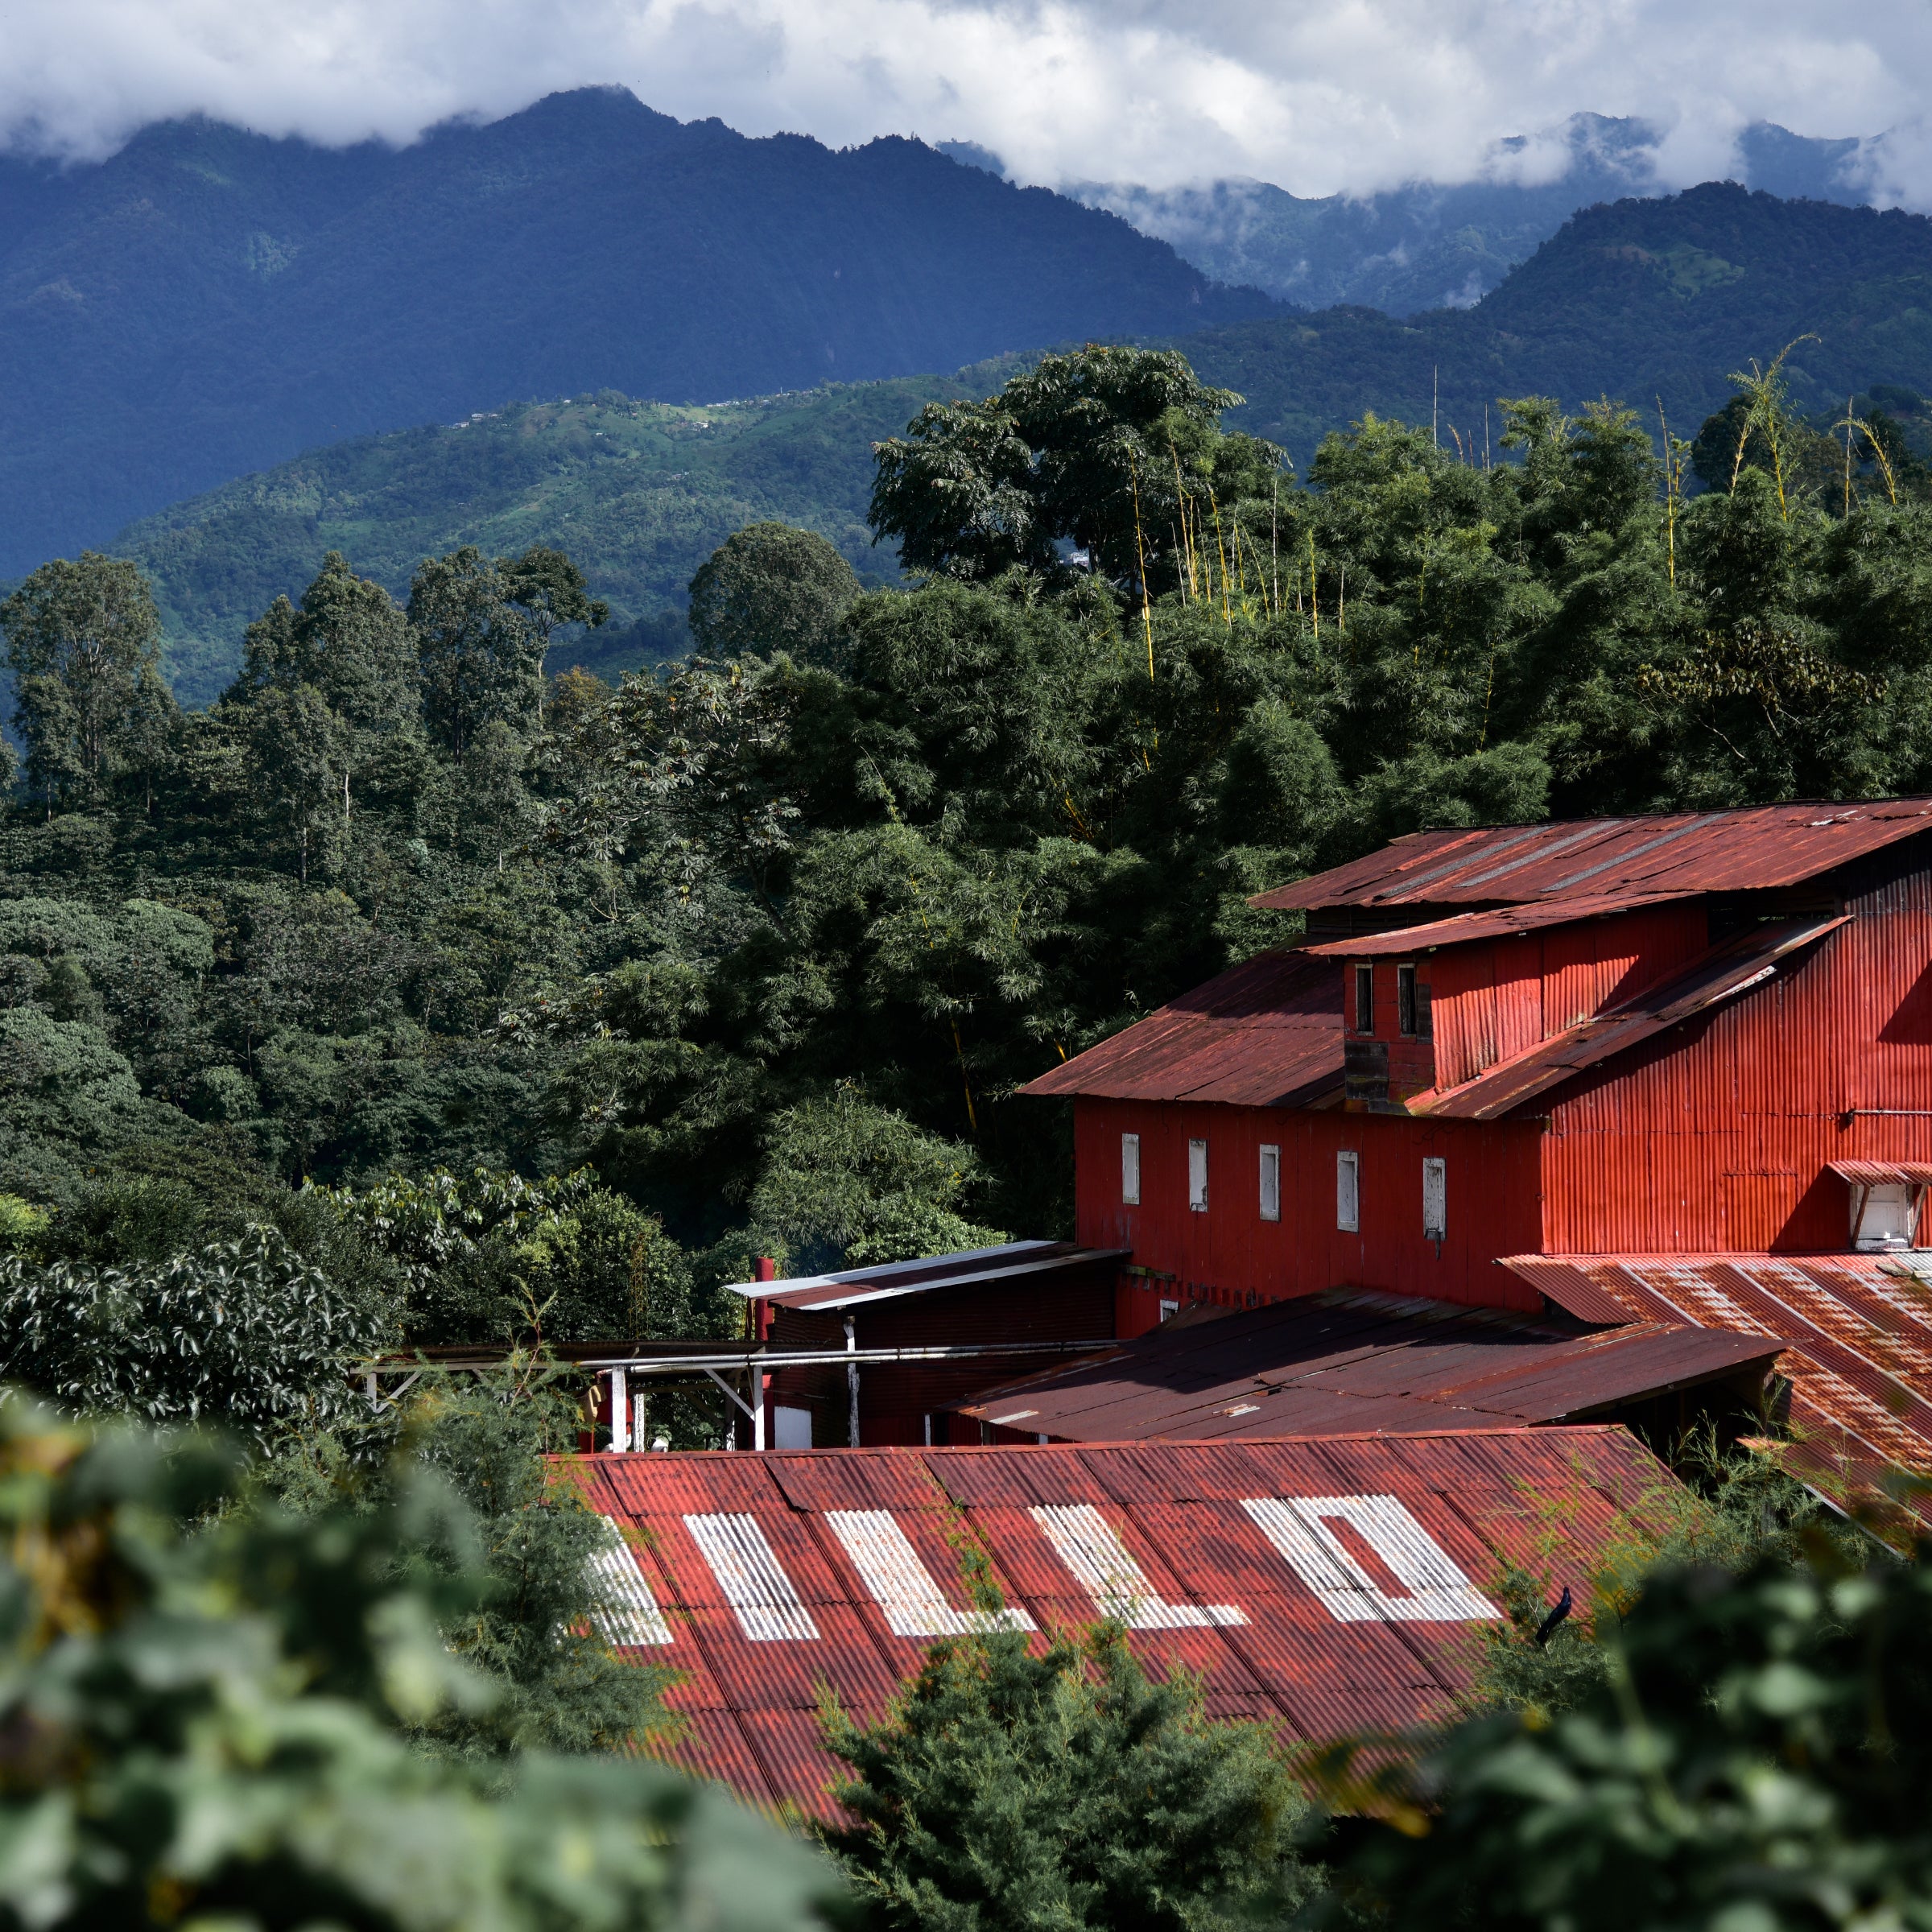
[845,1316,860,1448]
[608,1367,630,1452]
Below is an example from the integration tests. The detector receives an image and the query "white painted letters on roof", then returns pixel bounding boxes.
[683,1513,821,1641]
[588,1517,675,1647]
[1241,1495,1498,1624]
[1030,1503,1245,1629]
[825,1510,1036,1637]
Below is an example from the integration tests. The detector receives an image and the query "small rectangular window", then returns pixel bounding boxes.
[1187,1138,1208,1212]
[1158,1298,1180,1323]
[1336,1150,1360,1232]
[1121,1132,1141,1205]
[1422,1156,1447,1241]
[1354,964,1374,1034]
[1397,964,1418,1036]
[1259,1144,1281,1221]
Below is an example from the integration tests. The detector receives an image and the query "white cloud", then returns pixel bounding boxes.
[1,0,1927,203]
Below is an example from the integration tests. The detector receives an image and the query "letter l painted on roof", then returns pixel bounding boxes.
[825,1510,1036,1637]
[1030,1504,1245,1629]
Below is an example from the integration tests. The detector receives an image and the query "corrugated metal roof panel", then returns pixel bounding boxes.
[1253,800,1932,913]
[947,1290,1776,1443]
[579,1429,1695,1813]
[1021,950,1342,1104]
[1827,1161,1932,1187]
[1415,916,1848,1119]
[1497,1253,1932,1522]
[1304,892,1695,956]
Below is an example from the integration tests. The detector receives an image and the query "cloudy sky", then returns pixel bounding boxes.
[2,0,1928,201]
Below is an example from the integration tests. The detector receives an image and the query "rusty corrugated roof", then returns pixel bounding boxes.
[1021,948,1342,1104]
[1302,891,1693,957]
[1253,800,1932,914]
[578,1428,1682,1817]
[1826,1162,1932,1188]
[723,1241,1127,1311]
[1501,1252,1932,1521]
[1414,915,1847,1119]
[947,1290,1776,1443]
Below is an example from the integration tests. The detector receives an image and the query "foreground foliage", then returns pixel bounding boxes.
[1319,1537,1932,1932]
[0,1397,843,1932]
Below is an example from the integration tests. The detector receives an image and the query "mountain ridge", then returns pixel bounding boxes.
[0,87,1274,574]
[113,182,1932,707]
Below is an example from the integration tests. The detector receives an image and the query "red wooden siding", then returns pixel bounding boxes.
[1542,855,1932,1253]
[1073,1097,1544,1319]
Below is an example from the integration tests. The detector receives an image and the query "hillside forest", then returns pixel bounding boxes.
[2,341,1931,1437]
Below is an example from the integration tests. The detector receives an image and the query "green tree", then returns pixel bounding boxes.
[413,545,604,754]
[869,345,1270,591]
[689,522,862,671]
[749,1085,1005,1274]
[823,1617,1315,1932]
[245,679,352,881]
[230,550,420,731]
[0,551,175,812]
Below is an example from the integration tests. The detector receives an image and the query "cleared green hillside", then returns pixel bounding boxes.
[118,374,1009,705]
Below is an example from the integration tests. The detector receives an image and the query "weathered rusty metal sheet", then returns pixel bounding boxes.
[1499,1253,1932,1510]
[1305,891,1695,957]
[947,1290,1774,1443]
[1827,1161,1932,1187]
[579,1430,1679,1814]
[1253,801,1932,914]
[1022,950,1344,1104]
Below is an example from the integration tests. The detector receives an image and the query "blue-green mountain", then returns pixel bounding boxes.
[0,87,1273,575]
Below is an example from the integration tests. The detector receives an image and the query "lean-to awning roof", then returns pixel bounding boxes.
[576,1426,1680,1819]
[1502,1252,1932,1530]
[1020,948,1342,1105]
[947,1289,1777,1443]
[1253,799,1932,914]
[722,1241,1127,1312]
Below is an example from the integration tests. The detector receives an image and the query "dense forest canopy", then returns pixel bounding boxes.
[3,341,1930,1385]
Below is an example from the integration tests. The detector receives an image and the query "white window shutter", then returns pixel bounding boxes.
[1422,1157,1447,1241]
[1121,1133,1141,1205]
[1336,1151,1359,1232]
[1259,1144,1280,1222]
[1188,1138,1208,1212]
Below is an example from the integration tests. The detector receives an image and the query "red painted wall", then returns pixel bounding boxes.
[1073,1096,1544,1323]
[1426,904,1710,1091]
[1543,853,1932,1253]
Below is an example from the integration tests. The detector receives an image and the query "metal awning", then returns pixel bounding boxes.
[721,1240,1128,1311]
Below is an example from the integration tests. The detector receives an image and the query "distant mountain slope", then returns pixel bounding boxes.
[116,374,1010,707]
[1070,116,1875,316]
[0,88,1271,574]
[117,184,1932,707]
[1184,183,1932,458]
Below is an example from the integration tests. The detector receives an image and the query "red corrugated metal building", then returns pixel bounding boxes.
[576,1427,1678,1818]
[1024,801,1932,1338]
